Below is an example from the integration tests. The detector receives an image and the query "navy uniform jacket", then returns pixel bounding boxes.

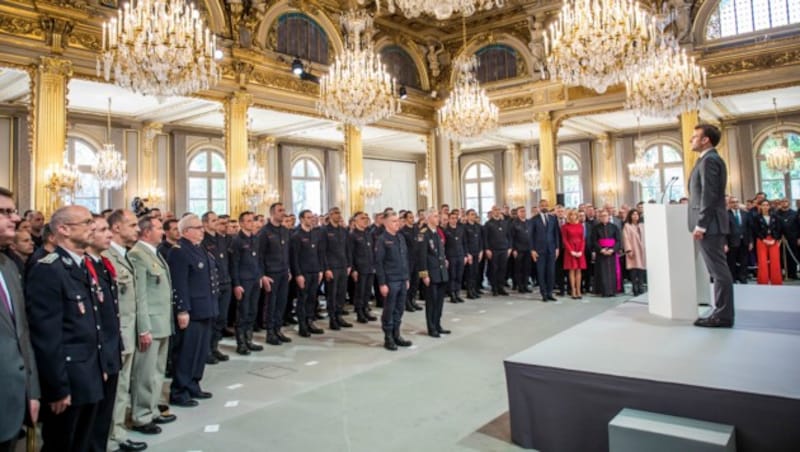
[375,231,409,285]
[168,237,219,321]
[416,226,449,283]
[88,255,122,376]
[444,224,466,258]
[348,228,376,275]
[290,227,323,275]
[483,218,511,251]
[320,224,350,271]
[464,223,483,255]
[157,240,178,261]
[257,221,290,275]
[26,246,104,405]
[202,232,232,285]
[230,231,263,286]
[510,218,533,252]
[399,224,418,272]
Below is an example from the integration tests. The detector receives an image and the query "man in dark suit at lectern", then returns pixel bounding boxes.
[688,124,734,328]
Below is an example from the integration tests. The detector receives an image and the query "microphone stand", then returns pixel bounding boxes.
[661,177,679,204]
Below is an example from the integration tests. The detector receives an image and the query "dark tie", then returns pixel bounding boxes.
[735,210,741,225]
[0,275,15,322]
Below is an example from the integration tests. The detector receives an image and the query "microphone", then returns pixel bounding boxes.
[661,176,679,204]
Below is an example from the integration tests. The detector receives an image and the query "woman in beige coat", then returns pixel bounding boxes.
[623,210,646,295]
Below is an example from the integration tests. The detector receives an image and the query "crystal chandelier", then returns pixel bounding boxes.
[545,0,656,93]
[319,10,400,128]
[598,182,616,200]
[142,186,165,207]
[241,133,280,210]
[524,160,541,192]
[365,0,504,20]
[624,35,710,118]
[438,18,499,143]
[418,171,430,198]
[765,98,796,175]
[628,122,656,183]
[93,98,128,191]
[362,172,382,204]
[506,187,525,206]
[46,153,81,205]
[98,0,221,99]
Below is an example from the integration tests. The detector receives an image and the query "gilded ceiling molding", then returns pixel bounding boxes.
[374,35,431,91]
[447,31,534,87]
[254,0,344,56]
[0,13,42,40]
[202,0,229,36]
[704,48,800,77]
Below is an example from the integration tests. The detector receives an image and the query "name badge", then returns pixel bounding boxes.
[78,301,86,315]
[252,251,257,257]
[198,262,205,269]
[220,253,224,258]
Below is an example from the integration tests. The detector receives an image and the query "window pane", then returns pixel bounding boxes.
[719,0,737,36]
[662,146,682,163]
[211,153,226,173]
[791,178,799,200]
[211,178,227,200]
[761,180,786,200]
[465,182,478,198]
[74,140,98,166]
[189,178,208,199]
[561,155,579,171]
[77,172,99,199]
[760,160,785,181]
[662,167,686,200]
[641,186,659,203]
[189,200,208,215]
[753,0,771,29]
[74,197,100,214]
[643,148,659,163]
[479,163,493,179]
[189,152,208,172]
[735,0,754,34]
[306,160,321,178]
[292,161,305,177]
[480,182,495,199]
[566,193,581,209]
[465,164,478,179]
[212,200,227,215]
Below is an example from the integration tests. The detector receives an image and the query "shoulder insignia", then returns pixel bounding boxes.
[420,226,428,233]
[38,252,59,264]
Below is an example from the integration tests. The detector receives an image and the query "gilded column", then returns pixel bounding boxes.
[450,141,462,208]
[344,124,364,214]
[536,112,557,205]
[680,110,699,187]
[33,56,72,217]
[224,91,251,216]
[425,131,438,208]
[595,133,617,205]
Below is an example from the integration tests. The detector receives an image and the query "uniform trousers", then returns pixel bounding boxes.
[132,336,169,425]
[170,318,211,403]
[235,279,260,338]
[107,350,133,450]
[0,439,16,452]
[326,269,348,316]
[354,272,374,313]
[41,401,98,452]
[296,272,321,324]
[382,281,407,333]
[489,249,509,292]
[514,251,532,290]
[447,255,465,295]
[265,272,289,331]
[212,282,232,346]
[756,237,782,285]
[406,268,420,305]
[465,253,480,292]
[423,281,447,333]
[727,244,750,283]
[89,372,117,452]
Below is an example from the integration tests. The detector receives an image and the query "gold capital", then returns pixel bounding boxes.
[39,17,74,54]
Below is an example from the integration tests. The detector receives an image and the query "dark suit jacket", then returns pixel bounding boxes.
[168,238,219,321]
[530,214,561,255]
[752,214,782,240]
[0,254,40,442]
[687,149,729,235]
[727,209,751,248]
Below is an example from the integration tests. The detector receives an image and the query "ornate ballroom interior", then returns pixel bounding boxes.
[0,0,798,218]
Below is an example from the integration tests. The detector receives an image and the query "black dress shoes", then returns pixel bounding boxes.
[437,328,451,335]
[236,344,251,355]
[131,423,161,435]
[276,330,292,342]
[152,414,176,424]
[694,316,733,328]
[116,439,148,451]
[308,322,324,334]
[498,289,510,296]
[428,330,441,338]
[191,391,213,399]
[169,398,198,408]
[158,404,170,414]
[212,349,229,361]
[338,317,353,328]
[547,296,558,301]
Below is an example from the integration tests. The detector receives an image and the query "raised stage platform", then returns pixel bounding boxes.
[504,285,800,452]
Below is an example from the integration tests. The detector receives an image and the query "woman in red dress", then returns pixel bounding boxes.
[561,209,587,299]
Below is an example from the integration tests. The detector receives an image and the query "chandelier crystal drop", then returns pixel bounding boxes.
[46,153,82,205]
[365,0,504,20]
[98,0,221,99]
[524,160,541,192]
[628,124,656,183]
[362,172,383,204]
[765,98,796,175]
[624,36,710,118]
[318,10,400,128]
[93,98,128,191]
[545,0,656,94]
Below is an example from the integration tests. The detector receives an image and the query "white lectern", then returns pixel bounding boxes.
[644,204,710,320]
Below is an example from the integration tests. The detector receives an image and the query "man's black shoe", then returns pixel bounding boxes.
[338,317,353,328]
[152,414,176,424]
[236,344,251,355]
[247,341,264,351]
[394,335,412,347]
[212,349,229,361]
[308,322,324,334]
[115,439,148,451]
[437,328,451,335]
[547,296,558,301]
[266,331,281,345]
[498,289,510,296]
[191,391,212,399]
[694,316,733,328]
[131,423,161,435]
[276,330,292,342]
[428,330,441,338]
[205,354,219,365]
[169,398,198,408]
[365,312,378,321]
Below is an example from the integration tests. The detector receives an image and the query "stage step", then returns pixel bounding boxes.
[609,408,736,452]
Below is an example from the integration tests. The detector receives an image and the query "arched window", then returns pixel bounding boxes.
[187,149,227,214]
[276,13,329,64]
[291,157,323,214]
[757,131,800,200]
[475,45,518,83]
[705,0,800,40]
[463,162,495,222]
[557,152,582,208]
[66,137,103,213]
[638,143,686,203]
[380,45,421,89]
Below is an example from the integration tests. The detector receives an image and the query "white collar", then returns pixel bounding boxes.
[110,240,127,257]
[61,247,85,265]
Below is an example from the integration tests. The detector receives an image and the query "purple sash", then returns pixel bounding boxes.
[597,238,621,292]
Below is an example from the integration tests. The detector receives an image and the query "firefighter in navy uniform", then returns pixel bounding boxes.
[257,203,293,346]
[290,210,325,338]
[416,210,451,337]
[320,207,353,329]
[510,207,534,293]
[483,206,512,296]
[167,214,218,407]
[200,211,232,364]
[463,209,483,299]
[399,211,422,312]
[229,211,266,355]
[26,206,105,452]
[374,212,412,351]
[348,212,378,323]
[443,212,468,303]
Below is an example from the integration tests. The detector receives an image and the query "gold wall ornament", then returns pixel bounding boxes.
[704,48,800,77]
[0,14,41,37]
[364,0,504,20]
[495,96,535,110]
[40,17,74,54]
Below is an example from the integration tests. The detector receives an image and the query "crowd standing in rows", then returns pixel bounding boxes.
[1,185,798,452]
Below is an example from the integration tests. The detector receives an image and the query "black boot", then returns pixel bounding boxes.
[405,298,416,312]
[298,323,311,337]
[365,310,378,321]
[211,339,230,361]
[235,332,250,355]
[265,329,281,345]
[454,291,465,303]
[449,293,458,304]
[307,321,324,334]
[384,332,398,351]
[337,316,353,328]
[275,328,292,343]
[356,308,369,323]
[246,331,263,351]
[329,317,341,330]
[393,327,412,347]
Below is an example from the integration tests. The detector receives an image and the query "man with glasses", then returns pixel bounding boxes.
[27,205,104,452]
[0,188,39,452]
